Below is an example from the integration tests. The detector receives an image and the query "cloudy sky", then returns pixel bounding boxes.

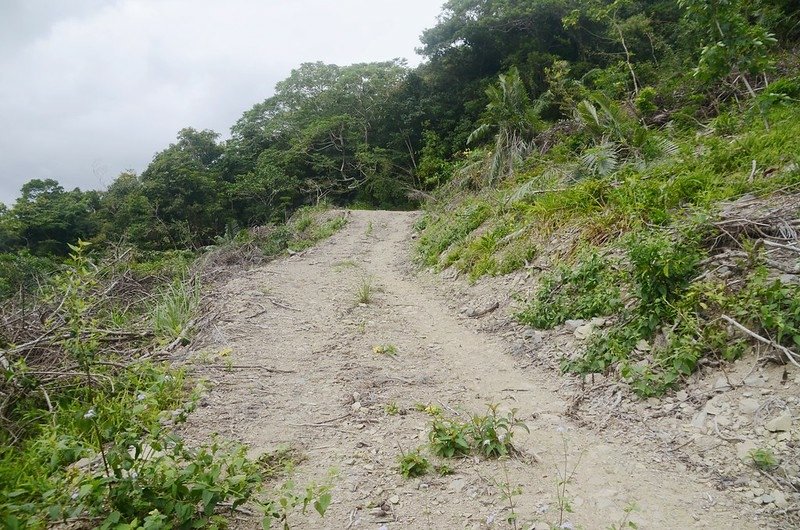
[0,0,444,205]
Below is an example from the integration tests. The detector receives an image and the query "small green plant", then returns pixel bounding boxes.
[749,448,778,470]
[372,343,398,356]
[355,276,374,304]
[151,275,201,343]
[384,402,401,416]
[258,444,307,479]
[435,463,454,476]
[365,221,374,236]
[466,404,529,458]
[608,503,639,529]
[492,458,522,530]
[429,418,471,458]
[398,449,430,478]
[554,433,583,529]
[414,403,443,416]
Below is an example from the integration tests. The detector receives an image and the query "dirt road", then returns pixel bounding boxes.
[184,210,752,529]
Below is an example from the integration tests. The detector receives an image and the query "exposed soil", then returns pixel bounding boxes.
[181,210,769,529]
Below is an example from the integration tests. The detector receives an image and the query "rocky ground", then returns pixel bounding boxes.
[178,210,794,529]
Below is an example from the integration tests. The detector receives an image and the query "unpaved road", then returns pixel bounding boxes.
[184,210,753,529]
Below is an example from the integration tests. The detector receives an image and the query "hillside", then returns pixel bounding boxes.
[2,0,800,528]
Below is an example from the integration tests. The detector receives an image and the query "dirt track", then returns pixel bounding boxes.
[184,210,752,529]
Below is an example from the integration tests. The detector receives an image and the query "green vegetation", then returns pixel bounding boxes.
[355,275,374,304]
[397,450,430,478]
[3,0,800,524]
[412,0,800,396]
[749,447,779,471]
[0,237,334,528]
[428,405,528,459]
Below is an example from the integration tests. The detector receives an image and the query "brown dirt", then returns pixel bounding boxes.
[181,210,759,529]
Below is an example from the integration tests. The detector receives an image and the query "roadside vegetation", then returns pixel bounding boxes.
[0,208,343,528]
[414,1,800,397]
[1,0,799,526]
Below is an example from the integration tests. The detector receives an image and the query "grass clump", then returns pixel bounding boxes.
[355,276,374,304]
[749,448,778,471]
[398,450,430,478]
[151,276,201,343]
[372,343,398,356]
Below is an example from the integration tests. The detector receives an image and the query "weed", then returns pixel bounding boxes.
[435,463,454,476]
[333,259,358,270]
[151,275,201,343]
[366,221,374,236]
[414,403,443,416]
[516,249,623,329]
[492,458,522,530]
[258,444,307,479]
[384,402,401,416]
[373,343,398,356]
[355,276,374,304]
[608,503,639,529]
[467,404,529,458]
[749,448,778,470]
[398,449,430,478]
[429,418,471,458]
[554,433,583,529]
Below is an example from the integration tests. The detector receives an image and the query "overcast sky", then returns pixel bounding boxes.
[0,0,444,205]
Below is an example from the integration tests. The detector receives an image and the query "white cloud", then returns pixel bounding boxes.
[0,0,443,204]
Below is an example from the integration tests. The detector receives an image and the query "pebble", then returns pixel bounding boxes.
[765,412,792,432]
[736,440,757,461]
[389,495,400,505]
[773,490,789,508]
[564,319,585,332]
[738,398,760,415]
[574,324,594,340]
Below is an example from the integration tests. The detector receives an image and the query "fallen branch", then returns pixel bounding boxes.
[721,314,800,368]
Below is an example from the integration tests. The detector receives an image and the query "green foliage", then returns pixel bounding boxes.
[517,250,623,329]
[427,405,528,460]
[0,251,55,301]
[466,405,529,458]
[429,418,471,458]
[151,277,201,343]
[417,198,492,268]
[398,450,430,478]
[749,448,778,470]
[355,276,374,304]
[678,0,777,82]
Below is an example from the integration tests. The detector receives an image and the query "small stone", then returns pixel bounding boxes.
[713,377,731,390]
[389,495,400,505]
[691,410,708,429]
[736,440,757,461]
[590,317,607,328]
[635,339,651,352]
[574,324,594,340]
[759,493,775,504]
[765,412,792,432]
[704,402,722,415]
[739,398,760,415]
[450,478,466,493]
[351,402,362,412]
[676,390,688,401]
[564,319,585,332]
[773,490,789,509]
[744,375,767,388]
